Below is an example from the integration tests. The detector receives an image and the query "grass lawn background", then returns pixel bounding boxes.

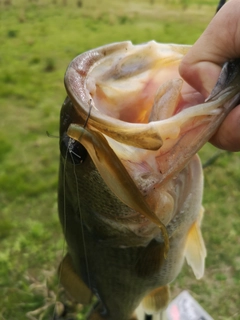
[0,0,240,319]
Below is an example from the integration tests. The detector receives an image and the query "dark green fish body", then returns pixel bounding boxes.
[58,42,240,320]
[59,105,202,319]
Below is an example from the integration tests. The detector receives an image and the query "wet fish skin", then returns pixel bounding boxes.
[59,117,203,320]
[58,42,240,320]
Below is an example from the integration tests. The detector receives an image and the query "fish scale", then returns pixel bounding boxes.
[58,42,240,319]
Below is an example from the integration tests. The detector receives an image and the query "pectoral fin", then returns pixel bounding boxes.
[142,285,170,314]
[58,253,92,304]
[184,207,206,280]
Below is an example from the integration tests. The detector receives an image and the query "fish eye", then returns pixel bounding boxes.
[60,132,88,164]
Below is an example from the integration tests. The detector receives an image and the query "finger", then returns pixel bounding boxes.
[210,104,240,151]
[179,0,240,97]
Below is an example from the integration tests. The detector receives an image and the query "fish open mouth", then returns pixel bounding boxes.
[65,41,240,183]
[63,41,240,255]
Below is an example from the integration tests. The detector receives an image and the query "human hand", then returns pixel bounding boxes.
[179,0,240,151]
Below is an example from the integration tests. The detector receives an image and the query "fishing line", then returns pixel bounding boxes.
[202,150,225,169]
[83,98,93,129]
[71,148,92,292]
[54,99,94,318]
[70,98,93,291]
[62,142,69,250]
[46,131,59,139]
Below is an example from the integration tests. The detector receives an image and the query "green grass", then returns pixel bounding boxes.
[1,0,240,319]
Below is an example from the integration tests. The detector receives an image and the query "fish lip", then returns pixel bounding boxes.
[64,41,191,150]
[64,41,134,126]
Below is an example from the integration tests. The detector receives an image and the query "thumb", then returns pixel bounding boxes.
[179,0,240,98]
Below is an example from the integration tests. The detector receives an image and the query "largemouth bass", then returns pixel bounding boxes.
[58,41,240,320]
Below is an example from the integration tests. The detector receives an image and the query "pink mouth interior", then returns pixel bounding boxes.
[91,64,204,124]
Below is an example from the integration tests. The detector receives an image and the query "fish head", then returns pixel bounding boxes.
[62,41,240,244]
